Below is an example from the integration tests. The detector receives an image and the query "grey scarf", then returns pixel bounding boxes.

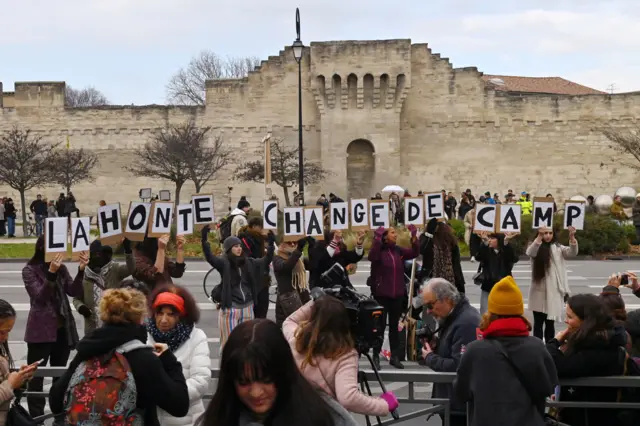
[84,261,116,327]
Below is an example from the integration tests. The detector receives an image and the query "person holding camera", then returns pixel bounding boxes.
[283,297,399,418]
[526,226,578,342]
[309,230,365,289]
[273,237,312,327]
[421,278,480,426]
[368,225,420,370]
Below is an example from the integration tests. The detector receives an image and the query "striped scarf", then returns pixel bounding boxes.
[277,245,308,292]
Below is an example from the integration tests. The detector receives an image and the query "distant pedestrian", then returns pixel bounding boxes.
[4,199,15,238]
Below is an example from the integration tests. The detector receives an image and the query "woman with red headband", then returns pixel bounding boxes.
[147,285,210,426]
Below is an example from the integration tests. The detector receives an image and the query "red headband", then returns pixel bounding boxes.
[153,292,185,316]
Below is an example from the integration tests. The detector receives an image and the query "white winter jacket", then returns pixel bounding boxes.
[148,327,211,426]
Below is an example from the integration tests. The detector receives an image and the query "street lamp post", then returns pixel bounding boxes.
[292,8,305,206]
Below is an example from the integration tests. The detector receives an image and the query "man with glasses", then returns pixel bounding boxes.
[420,278,480,426]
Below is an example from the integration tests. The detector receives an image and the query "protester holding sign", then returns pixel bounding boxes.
[474,232,519,315]
[308,230,366,290]
[72,238,137,335]
[368,225,420,370]
[201,225,275,354]
[273,237,312,327]
[237,217,271,319]
[132,235,186,291]
[22,236,87,419]
[420,220,466,294]
[526,226,578,342]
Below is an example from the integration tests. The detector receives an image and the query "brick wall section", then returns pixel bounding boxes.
[1,40,640,214]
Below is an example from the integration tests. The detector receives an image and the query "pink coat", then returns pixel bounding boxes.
[283,302,389,417]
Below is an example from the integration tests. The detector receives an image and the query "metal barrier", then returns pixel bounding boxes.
[27,367,640,425]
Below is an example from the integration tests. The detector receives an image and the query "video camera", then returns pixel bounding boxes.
[312,264,385,354]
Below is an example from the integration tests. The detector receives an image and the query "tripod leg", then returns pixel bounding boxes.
[362,352,400,421]
[359,376,373,426]
[360,375,383,426]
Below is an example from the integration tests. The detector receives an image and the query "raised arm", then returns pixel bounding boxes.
[367,227,386,262]
[282,301,313,341]
[201,226,225,271]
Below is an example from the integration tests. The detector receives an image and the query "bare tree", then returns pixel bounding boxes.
[166,50,261,106]
[126,122,211,204]
[184,129,234,193]
[50,148,100,192]
[234,138,329,206]
[601,125,640,170]
[0,127,58,236]
[65,85,109,107]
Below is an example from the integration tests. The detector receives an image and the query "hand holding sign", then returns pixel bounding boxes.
[158,235,170,250]
[176,235,186,251]
[49,254,64,273]
[568,226,577,244]
[407,224,417,238]
[78,252,89,271]
[356,230,366,245]
[504,232,517,242]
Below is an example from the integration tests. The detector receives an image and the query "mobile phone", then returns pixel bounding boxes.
[621,274,629,286]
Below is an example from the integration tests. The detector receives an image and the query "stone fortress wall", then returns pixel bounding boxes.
[1,39,639,216]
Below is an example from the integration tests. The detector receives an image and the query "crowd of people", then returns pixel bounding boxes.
[0,197,638,426]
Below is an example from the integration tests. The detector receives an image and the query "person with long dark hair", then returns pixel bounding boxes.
[475,232,518,315]
[526,226,577,342]
[22,236,86,419]
[147,285,210,426]
[273,238,311,327]
[546,294,627,426]
[283,297,398,417]
[0,300,39,426]
[308,230,365,289]
[201,319,356,426]
[132,234,186,291]
[421,220,465,294]
[368,225,419,369]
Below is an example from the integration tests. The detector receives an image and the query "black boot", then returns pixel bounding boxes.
[372,353,381,370]
[390,356,405,369]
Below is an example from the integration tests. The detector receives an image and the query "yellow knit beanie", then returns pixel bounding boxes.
[488,276,524,316]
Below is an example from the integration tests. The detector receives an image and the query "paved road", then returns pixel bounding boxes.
[3,259,640,425]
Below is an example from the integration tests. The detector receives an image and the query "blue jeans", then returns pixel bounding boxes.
[7,217,15,236]
[35,214,44,236]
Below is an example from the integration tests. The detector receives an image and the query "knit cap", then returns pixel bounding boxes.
[488,276,524,316]
[223,236,243,253]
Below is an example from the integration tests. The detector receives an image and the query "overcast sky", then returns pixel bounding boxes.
[1,0,637,105]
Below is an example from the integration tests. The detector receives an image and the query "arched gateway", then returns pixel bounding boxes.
[346,139,375,199]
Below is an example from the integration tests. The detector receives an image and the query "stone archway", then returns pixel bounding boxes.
[346,139,375,199]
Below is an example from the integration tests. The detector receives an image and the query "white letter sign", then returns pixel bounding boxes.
[404,198,424,226]
[350,199,369,230]
[497,204,521,234]
[148,202,174,237]
[369,202,390,229]
[45,217,68,261]
[424,193,445,220]
[176,204,194,236]
[97,203,123,245]
[473,204,497,233]
[283,207,304,242]
[263,200,278,230]
[124,202,150,242]
[532,198,554,229]
[305,207,324,239]
[71,217,91,259]
[564,201,586,230]
[192,194,215,229]
[330,202,349,230]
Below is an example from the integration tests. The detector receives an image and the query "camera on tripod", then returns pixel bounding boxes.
[313,264,385,355]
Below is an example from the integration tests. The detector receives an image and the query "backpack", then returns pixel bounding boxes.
[617,348,640,426]
[64,340,150,425]
[218,215,238,242]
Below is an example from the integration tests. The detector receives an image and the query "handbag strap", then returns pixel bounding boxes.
[488,339,545,415]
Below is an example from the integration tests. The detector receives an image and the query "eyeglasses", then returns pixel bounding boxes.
[424,299,438,310]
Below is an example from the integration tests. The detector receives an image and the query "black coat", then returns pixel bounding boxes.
[49,324,189,426]
[423,298,480,414]
[419,236,465,293]
[455,334,558,426]
[546,327,627,426]
[308,242,363,288]
[474,242,518,293]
